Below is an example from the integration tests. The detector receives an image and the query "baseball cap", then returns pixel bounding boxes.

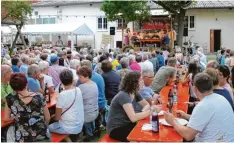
[50,55,59,63]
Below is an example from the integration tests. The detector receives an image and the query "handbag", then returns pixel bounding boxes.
[61,88,77,115]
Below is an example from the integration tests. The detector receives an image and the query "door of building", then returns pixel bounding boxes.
[210,29,221,52]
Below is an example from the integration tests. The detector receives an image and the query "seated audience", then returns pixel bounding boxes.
[20,55,30,75]
[151,57,177,94]
[11,57,20,72]
[116,57,131,80]
[107,71,150,142]
[164,73,234,142]
[217,65,234,102]
[77,66,99,137]
[49,69,84,134]
[5,73,51,142]
[38,61,55,94]
[139,69,161,105]
[101,60,121,105]
[204,68,234,111]
[48,55,66,88]
[1,65,13,109]
[27,64,45,94]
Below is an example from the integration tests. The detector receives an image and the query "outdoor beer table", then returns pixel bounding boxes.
[127,83,189,142]
[1,92,58,128]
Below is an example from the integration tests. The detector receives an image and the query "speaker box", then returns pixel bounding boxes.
[110,27,115,35]
[183,27,188,36]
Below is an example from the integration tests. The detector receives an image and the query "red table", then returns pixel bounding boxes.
[1,93,58,128]
[127,84,189,142]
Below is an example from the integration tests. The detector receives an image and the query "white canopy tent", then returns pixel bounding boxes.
[1,23,95,50]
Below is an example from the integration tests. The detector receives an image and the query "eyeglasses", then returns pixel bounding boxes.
[143,76,154,79]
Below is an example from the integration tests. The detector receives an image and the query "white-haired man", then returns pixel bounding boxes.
[38,61,55,94]
[69,59,80,83]
[20,55,30,75]
[27,64,45,94]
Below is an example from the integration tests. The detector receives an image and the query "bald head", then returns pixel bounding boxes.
[1,65,11,77]
[1,65,12,82]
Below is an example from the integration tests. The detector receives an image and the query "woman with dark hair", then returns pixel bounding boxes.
[49,69,84,135]
[77,66,99,138]
[182,61,202,114]
[11,57,20,72]
[101,60,121,105]
[4,73,51,142]
[217,65,234,102]
[107,72,150,142]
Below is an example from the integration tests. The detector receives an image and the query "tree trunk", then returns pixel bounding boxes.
[16,25,27,49]
[122,26,124,49]
[11,25,21,52]
[177,8,186,48]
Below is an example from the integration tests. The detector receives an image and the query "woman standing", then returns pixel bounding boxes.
[5,73,51,142]
[124,28,131,46]
[107,71,150,142]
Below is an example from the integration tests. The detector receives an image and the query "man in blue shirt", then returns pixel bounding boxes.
[162,31,170,45]
[20,55,30,76]
[27,64,45,94]
[11,57,20,72]
[156,50,165,68]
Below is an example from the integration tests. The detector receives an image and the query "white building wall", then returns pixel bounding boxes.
[186,9,234,52]
[31,3,133,49]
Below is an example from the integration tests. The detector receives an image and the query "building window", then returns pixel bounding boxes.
[34,11,38,16]
[97,17,108,30]
[36,17,56,24]
[117,19,126,29]
[184,15,195,30]
[189,16,195,29]
[36,18,42,24]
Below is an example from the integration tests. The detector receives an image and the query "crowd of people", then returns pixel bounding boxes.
[1,45,234,142]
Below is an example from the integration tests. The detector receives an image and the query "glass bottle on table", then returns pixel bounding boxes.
[167,89,173,113]
[152,110,159,133]
[150,101,156,123]
[44,83,51,103]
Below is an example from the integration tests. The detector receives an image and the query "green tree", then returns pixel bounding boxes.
[101,1,151,48]
[1,1,32,52]
[153,0,195,47]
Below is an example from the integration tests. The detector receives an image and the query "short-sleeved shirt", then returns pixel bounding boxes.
[42,74,54,88]
[78,82,99,123]
[187,93,234,142]
[151,66,176,94]
[57,87,84,134]
[6,93,50,142]
[223,83,234,103]
[214,88,234,111]
[27,77,41,92]
[107,91,143,135]
[139,85,154,100]
[1,83,13,109]
[20,64,29,76]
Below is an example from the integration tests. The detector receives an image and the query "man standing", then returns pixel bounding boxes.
[56,36,63,47]
[1,65,13,109]
[164,73,234,141]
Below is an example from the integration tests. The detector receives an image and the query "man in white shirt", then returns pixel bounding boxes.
[141,52,154,73]
[38,61,55,94]
[164,73,234,142]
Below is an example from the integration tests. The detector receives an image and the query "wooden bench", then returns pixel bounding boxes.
[51,132,69,142]
[99,134,119,142]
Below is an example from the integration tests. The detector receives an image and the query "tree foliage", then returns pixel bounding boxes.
[101,1,151,23]
[153,0,196,47]
[1,1,32,24]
